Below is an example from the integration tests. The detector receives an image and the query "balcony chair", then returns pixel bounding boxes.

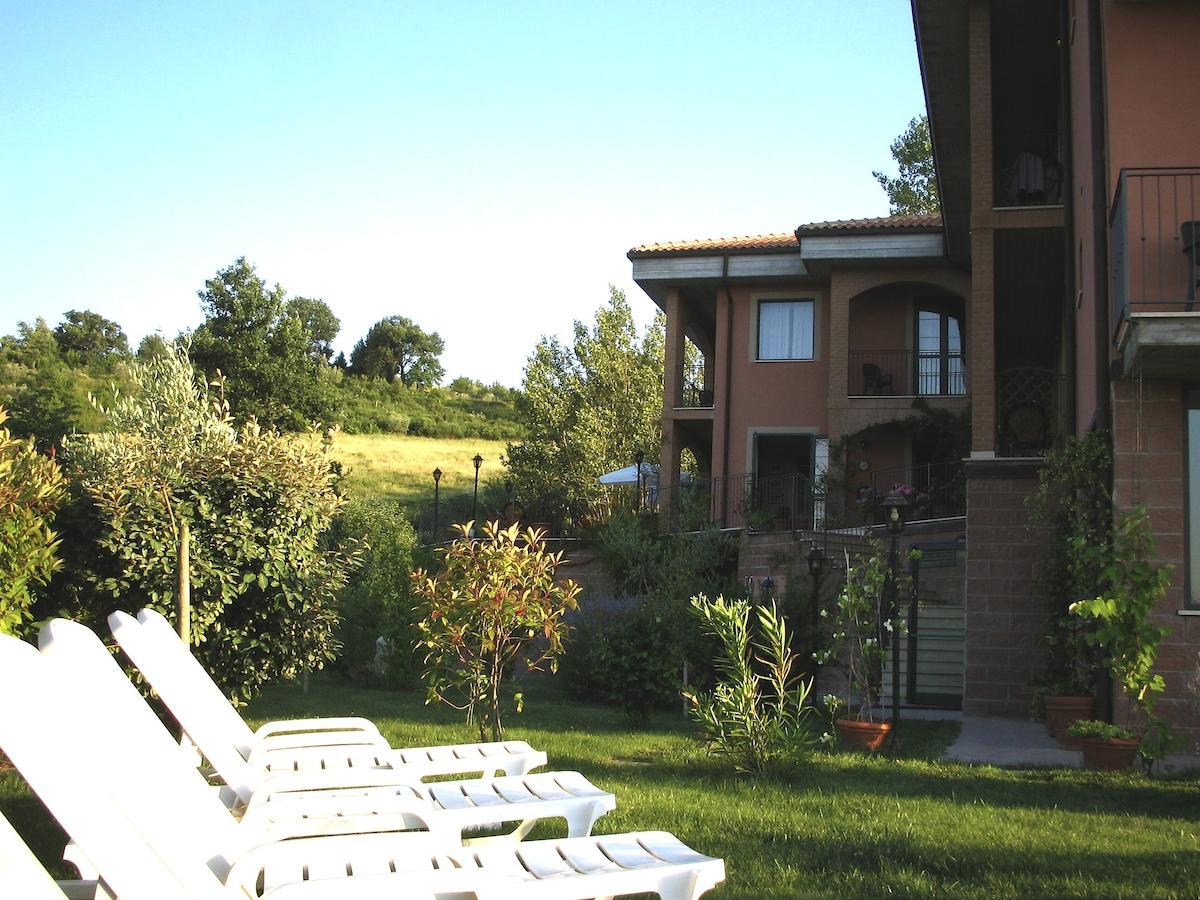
[862,363,894,395]
[109,608,545,791]
[0,634,726,900]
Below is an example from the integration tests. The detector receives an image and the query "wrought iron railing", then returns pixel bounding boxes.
[848,350,966,397]
[1110,167,1200,339]
[679,363,713,408]
[849,461,966,526]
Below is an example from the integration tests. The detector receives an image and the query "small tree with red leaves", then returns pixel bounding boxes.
[412,520,580,742]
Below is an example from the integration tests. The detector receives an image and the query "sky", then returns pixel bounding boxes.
[0,1,927,388]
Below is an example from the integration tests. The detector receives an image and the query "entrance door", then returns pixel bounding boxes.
[752,434,813,530]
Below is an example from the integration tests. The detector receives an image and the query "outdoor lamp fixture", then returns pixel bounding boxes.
[634,449,645,512]
[880,489,909,745]
[432,468,442,540]
[472,454,483,525]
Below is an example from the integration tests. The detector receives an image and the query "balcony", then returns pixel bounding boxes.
[1111,167,1200,378]
[993,130,1063,208]
[847,350,966,398]
[679,362,714,409]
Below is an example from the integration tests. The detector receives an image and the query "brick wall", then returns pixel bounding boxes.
[1111,379,1199,745]
[964,460,1049,717]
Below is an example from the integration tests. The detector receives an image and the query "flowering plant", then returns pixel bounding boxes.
[814,537,910,722]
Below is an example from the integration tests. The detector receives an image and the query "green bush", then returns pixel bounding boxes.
[1067,719,1135,741]
[560,596,684,726]
[0,408,68,636]
[332,497,420,687]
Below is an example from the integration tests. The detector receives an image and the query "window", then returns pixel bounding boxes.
[1189,392,1200,606]
[916,308,965,396]
[757,300,814,360]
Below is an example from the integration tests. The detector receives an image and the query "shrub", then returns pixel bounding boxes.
[412,520,580,741]
[684,594,816,775]
[64,345,362,703]
[1067,719,1135,741]
[0,408,68,636]
[559,595,684,726]
[332,497,420,687]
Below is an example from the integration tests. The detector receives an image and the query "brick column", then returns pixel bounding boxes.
[968,0,996,455]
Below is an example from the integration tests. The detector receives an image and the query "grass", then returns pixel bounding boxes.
[6,676,1197,898]
[332,432,512,507]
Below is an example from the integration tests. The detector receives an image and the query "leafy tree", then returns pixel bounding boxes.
[53,309,129,364]
[64,344,361,703]
[136,333,172,360]
[285,297,341,361]
[349,315,445,387]
[412,520,580,741]
[873,114,940,215]
[0,408,67,636]
[505,287,663,520]
[0,319,96,446]
[189,257,337,430]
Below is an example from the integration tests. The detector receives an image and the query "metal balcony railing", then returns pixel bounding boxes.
[1111,167,1200,339]
[679,363,713,408]
[850,461,966,526]
[848,350,966,398]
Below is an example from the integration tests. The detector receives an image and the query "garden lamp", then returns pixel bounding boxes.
[807,542,828,649]
[634,449,645,512]
[472,454,483,526]
[432,468,442,540]
[880,489,908,744]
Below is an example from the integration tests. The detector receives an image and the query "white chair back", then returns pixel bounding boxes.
[109,609,262,803]
[0,635,220,900]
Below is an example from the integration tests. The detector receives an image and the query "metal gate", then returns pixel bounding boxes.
[883,540,966,709]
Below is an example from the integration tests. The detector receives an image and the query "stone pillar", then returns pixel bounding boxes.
[968,0,996,455]
[664,288,684,412]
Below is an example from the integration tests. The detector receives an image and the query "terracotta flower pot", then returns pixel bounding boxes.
[1044,695,1095,748]
[835,718,892,752]
[1079,736,1140,771]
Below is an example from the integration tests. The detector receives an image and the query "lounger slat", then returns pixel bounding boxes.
[514,842,577,879]
[596,834,661,870]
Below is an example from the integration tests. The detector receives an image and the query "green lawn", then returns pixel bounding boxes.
[4,677,1198,898]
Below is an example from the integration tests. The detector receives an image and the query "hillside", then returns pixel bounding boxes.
[333,433,512,507]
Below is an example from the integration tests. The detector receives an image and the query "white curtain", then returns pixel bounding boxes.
[758,301,813,360]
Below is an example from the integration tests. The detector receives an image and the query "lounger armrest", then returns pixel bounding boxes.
[260,870,512,899]
[241,791,437,843]
[253,717,382,740]
[245,768,422,808]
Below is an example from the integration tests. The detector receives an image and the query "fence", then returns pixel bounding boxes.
[1111,167,1200,337]
[847,350,966,397]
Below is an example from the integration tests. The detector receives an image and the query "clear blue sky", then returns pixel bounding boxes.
[0,1,926,387]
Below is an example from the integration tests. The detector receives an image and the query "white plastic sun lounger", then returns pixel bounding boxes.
[110,608,545,786]
[40,619,613,843]
[1,635,726,900]
[0,810,111,900]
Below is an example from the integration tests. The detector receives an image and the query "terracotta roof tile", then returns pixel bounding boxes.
[628,231,797,257]
[795,213,943,234]
[629,215,943,258]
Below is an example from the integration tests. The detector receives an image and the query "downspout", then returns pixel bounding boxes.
[1089,0,1111,432]
[722,254,734,527]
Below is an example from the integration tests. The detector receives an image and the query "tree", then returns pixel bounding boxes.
[189,258,337,429]
[0,408,67,637]
[0,319,97,446]
[349,316,445,387]
[505,287,663,520]
[53,309,129,364]
[873,114,940,215]
[284,297,341,361]
[64,344,361,702]
[412,520,579,741]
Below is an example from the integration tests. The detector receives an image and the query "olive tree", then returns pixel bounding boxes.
[65,344,361,702]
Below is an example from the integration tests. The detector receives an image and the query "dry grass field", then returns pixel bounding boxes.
[332,432,513,507]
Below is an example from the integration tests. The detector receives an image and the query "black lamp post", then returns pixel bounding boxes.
[432,467,442,539]
[634,449,645,512]
[880,489,908,744]
[472,454,483,526]
[806,541,828,633]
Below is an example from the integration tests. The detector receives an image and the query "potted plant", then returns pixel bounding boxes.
[1041,678,1096,749]
[1069,508,1180,769]
[816,538,902,751]
[1067,720,1139,770]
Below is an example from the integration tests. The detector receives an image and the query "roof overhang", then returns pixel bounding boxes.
[630,251,809,309]
[1115,313,1200,379]
[796,231,946,276]
[911,0,971,268]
